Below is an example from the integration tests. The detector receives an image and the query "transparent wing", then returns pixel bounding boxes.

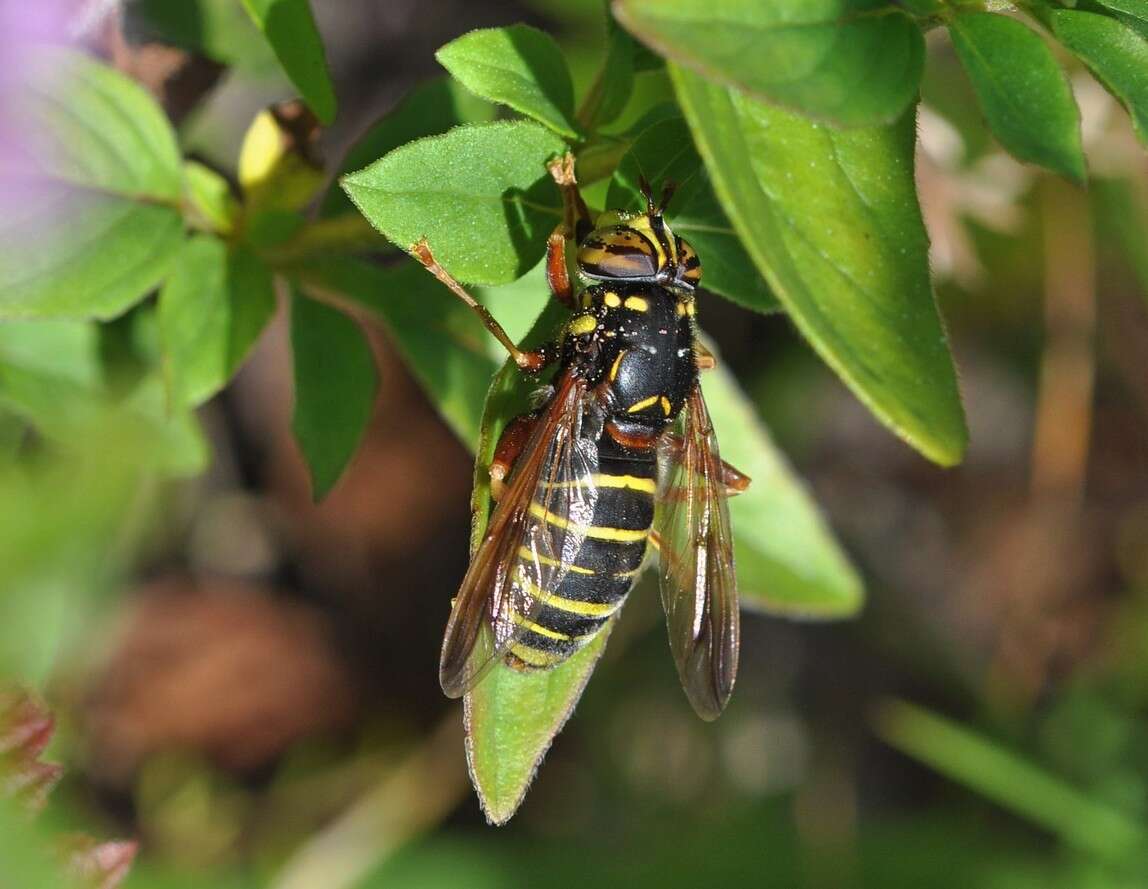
[654,383,739,720]
[439,371,599,697]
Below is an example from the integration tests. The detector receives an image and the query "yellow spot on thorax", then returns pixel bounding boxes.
[627,394,660,414]
[603,291,621,308]
[568,314,597,336]
[608,350,626,383]
[623,295,649,312]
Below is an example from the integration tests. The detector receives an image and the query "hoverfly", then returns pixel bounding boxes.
[412,155,749,720]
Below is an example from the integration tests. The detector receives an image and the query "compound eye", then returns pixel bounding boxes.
[577,226,660,280]
[675,236,702,289]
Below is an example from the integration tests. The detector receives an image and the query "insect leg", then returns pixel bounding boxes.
[662,433,751,496]
[489,411,540,501]
[546,226,576,309]
[411,239,552,372]
[547,152,592,242]
[694,340,717,371]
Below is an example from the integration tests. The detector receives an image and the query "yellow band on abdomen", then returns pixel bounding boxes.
[529,503,649,542]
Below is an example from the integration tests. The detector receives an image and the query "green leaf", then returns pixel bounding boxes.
[1095,0,1148,40]
[701,348,863,616]
[133,0,279,72]
[949,13,1085,182]
[670,66,967,466]
[0,321,206,476]
[288,260,605,819]
[158,236,276,408]
[1097,0,1148,20]
[436,25,579,138]
[577,19,639,131]
[0,799,68,889]
[239,0,337,124]
[460,299,600,824]
[606,117,778,313]
[464,624,613,824]
[873,699,1147,860]
[613,0,925,128]
[290,290,378,499]
[0,49,185,320]
[319,77,494,220]
[290,257,548,447]
[1048,9,1148,146]
[10,49,183,200]
[0,402,200,678]
[0,190,184,321]
[341,122,566,285]
[184,161,240,234]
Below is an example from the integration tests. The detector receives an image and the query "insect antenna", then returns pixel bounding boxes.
[638,174,657,214]
[658,181,678,215]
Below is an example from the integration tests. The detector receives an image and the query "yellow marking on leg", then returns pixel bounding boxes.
[623,295,649,312]
[608,350,626,383]
[581,292,593,309]
[512,613,570,641]
[686,300,696,317]
[627,394,660,414]
[676,300,687,317]
[603,291,621,308]
[517,546,594,575]
[568,314,597,336]
[529,502,649,542]
[660,396,672,416]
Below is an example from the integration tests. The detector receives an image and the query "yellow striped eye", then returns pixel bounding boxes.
[577,225,659,280]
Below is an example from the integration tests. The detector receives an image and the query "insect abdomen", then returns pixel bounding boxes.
[507,448,656,670]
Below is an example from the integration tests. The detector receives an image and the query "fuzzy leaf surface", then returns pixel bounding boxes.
[949,12,1085,182]
[342,122,566,285]
[436,25,579,137]
[671,66,967,466]
[614,0,925,127]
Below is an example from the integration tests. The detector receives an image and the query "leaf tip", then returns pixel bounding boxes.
[1064,153,1089,187]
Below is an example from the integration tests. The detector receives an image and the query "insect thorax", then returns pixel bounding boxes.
[562,282,698,440]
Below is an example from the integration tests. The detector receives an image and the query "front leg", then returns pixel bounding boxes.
[662,432,751,496]
[546,226,576,309]
[547,152,593,244]
[412,239,553,372]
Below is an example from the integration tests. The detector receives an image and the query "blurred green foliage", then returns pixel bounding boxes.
[1,0,1147,885]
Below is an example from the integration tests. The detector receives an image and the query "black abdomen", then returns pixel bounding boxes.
[507,433,656,669]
